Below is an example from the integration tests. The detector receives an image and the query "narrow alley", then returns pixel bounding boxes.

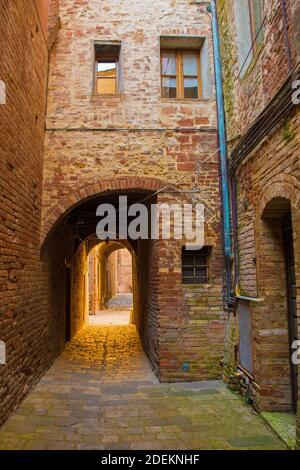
[1,0,299,456]
[0,326,285,450]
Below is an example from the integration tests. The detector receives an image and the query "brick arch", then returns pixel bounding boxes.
[102,241,134,259]
[41,176,170,247]
[88,239,136,311]
[255,175,300,277]
[255,173,300,277]
[41,175,220,247]
[257,174,300,220]
[86,239,135,257]
[255,175,300,286]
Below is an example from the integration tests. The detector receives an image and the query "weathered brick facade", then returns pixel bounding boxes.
[217,0,300,447]
[0,0,87,426]
[0,0,227,425]
[0,0,70,424]
[1,0,299,449]
[40,0,226,385]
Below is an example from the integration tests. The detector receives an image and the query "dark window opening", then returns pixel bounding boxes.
[182,247,210,284]
[94,43,121,95]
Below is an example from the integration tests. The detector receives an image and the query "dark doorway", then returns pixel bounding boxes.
[283,213,298,413]
[65,267,71,342]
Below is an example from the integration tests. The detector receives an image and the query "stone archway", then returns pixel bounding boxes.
[39,176,224,383]
[41,176,169,247]
[87,239,137,322]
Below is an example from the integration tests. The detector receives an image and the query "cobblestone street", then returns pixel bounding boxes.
[0,326,286,450]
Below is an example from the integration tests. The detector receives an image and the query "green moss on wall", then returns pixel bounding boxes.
[282,119,295,143]
[217,0,236,137]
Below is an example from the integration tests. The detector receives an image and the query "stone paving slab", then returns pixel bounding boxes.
[89,310,130,325]
[107,294,133,309]
[0,325,286,450]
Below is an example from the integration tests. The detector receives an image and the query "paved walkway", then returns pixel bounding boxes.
[89,310,130,325]
[0,326,286,450]
[107,293,133,309]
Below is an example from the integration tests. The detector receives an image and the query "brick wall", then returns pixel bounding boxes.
[0,0,49,423]
[217,0,296,139]
[106,251,118,300]
[71,241,89,335]
[106,248,132,298]
[217,0,300,441]
[117,249,132,294]
[137,235,161,376]
[230,111,300,413]
[134,188,225,381]
[41,0,225,382]
[42,0,217,230]
[0,0,87,425]
[156,191,225,381]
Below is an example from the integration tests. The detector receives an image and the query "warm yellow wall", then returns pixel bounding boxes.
[35,0,49,38]
[97,69,116,94]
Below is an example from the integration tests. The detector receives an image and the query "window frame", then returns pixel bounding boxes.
[94,42,121,96]
[96,61,118,95]
[182,247,210,285]
[161,48,202,100]
[248,0,264,50]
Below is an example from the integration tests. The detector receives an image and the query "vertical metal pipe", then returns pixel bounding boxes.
[210,1,232,302]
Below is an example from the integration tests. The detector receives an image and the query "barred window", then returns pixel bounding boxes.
[182,247,210,285]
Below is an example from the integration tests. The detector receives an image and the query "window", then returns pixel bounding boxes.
[234,0,264,77]
[94,43,121,95]
[182,247,210,285]
[161,49,201,99]
[249,0,264,47]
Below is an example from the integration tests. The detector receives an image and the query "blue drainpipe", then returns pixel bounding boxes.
[209,1,232,305]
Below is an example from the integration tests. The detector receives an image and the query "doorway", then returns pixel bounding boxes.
[65,267,71,342]
[87,242,134,326]
[258,197,298,412]
[283,213,298,413]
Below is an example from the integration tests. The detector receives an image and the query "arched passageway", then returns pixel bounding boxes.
[88,241,134,325]
[41,188,159,371]
[39,180,225,384]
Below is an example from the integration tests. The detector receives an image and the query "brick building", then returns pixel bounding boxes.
[0,0,61,427]
[42,0,226,383]
[1,0,299,449]
[217,0,300,445]
[0,0,226,425]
